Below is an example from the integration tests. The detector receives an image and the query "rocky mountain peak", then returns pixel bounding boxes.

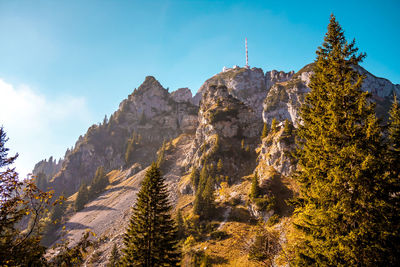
[171,87,194,104]
[130,76,167,98]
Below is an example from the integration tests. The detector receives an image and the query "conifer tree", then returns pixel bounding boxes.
[271,118,278,132]
[261,123,269,139]
[193,166,216,219]
[75,183,89,211]
[217,159,223,174]
[156,141,167,169]
[201,175,216,218]
[292,15,399,266]
[121,163,180,266]
[190,167,200,190]
[388,94,400,177]
[283,119,293,136]
[89,166,109,198]
[250,172,261,200]
[176,209,185,240]
[125,132,137,165]
[108,243,120,267]
[0,127,55,265]
[193,166,208,217]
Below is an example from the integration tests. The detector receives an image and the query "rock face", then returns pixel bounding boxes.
[32,63,400,266]
[262,63,399,127]
[184,81,261,181]
[48,76,198,196]
[195,67,294,118]
[257,123,296,177]
[355,65,400,98]
[265,70,295,90]
[32,156,63,178]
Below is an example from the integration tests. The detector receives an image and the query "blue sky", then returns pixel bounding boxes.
[0,0,399,176]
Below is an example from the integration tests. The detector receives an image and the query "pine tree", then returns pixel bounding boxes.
[386,94,400,258]
[75,183,89,211]
[0,127,54,265]
[176,209,185,240]
[156,141,167,169]
[201,175,216,218]
[121,163,180,266]
[108,243,120,267]
[388,94,400,176]
[283,119,293,136]
[193,165,216,219]
[89,166,109,198]
[190,167,200,190]
[217,159,223,174]
[250,172,261,200]
[271,118,278,132]
[261,123,269,139]
[193,166,207,217]
[292,15,399,266]
[125,132,137,165]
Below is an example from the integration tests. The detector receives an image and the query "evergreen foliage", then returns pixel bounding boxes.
[108,243,120,267]
[121,163,180,266]
[89,166,109,198]
[249,172,261,199]
[271,118,278,132]
[193,165,216,220]
[292,15,399,266]
[190,167,200,190]
[217,159,223,174]
[0,127,55,266]
[176,209,186,240]
[283,119,293,136]
[388,94,400,177]
[261,123,269,139]
[156,141,167,169]
[75,183,89,211]
[125,131,137,165]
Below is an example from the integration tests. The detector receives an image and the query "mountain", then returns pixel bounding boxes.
[37,64,399,265]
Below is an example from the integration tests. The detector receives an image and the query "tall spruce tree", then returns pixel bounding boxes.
[75,183,89,211]
[89,166,109,198]
[261,123,269,139]
[388,94,400,177]
[292,15,399,266]
[121,163,180,266]
[250,172,261,200]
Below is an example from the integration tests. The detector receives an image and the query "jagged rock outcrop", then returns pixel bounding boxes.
[32,156,63,178]
[184,81,262,181]
[265,70,295,90]
[256,123,296,177]
[49,76,198,196]
[262,63,399,127]
[194,67,294,118]
[355,65,400,98]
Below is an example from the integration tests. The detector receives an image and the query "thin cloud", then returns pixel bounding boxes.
[0,78,92,178]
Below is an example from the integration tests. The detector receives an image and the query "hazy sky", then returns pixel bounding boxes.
[0,0,399,177]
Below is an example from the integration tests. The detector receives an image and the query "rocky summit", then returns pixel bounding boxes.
[33,63,400,266]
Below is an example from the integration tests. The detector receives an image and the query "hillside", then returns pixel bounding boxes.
[35,64,400,266]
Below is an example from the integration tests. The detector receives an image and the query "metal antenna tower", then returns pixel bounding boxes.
[245,37,249,68]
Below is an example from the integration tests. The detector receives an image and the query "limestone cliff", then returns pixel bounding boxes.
[48,76,198,196]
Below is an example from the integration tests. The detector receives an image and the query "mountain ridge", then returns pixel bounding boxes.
[33,63,400,266]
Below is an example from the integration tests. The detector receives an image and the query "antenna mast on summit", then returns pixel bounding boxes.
[245,37,249,68]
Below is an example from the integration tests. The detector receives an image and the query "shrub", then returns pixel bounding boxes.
[210,230,229,240]
[248,228,281,265]
[267,214,280,226]
[254,196,276,212]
